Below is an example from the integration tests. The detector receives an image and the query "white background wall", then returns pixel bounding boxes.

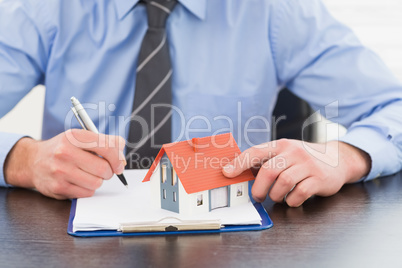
[0,0,401,141]
[320,0,402,141]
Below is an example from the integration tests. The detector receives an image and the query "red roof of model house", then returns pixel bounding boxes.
[143,133,255,194]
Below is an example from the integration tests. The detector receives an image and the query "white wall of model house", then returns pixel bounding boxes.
[178,181,250,216]
[149,162,250,216]
[149,162,211,215]
[229,182,249,207]
[178,183,210,215]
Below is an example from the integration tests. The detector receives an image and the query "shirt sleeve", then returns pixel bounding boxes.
[269,0,402,181]
[0,0,51,186]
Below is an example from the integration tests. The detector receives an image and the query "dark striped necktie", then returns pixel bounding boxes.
[126,0,177,169]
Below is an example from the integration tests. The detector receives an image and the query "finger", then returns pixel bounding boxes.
[66,129,126,151]
[84,133,126,174]
[65,167,104,191]
[284,178,317,207]
[69,147,114,180]
[269,165,311,203]
[49,163,104,192]
[251,155,290,203]
[66,129,126,174]
[222,142,281,178]
[50,182,97,200]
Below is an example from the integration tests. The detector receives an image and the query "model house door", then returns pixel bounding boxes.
[210,186,228,210]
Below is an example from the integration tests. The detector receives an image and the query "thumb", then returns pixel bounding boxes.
[222,149,254,178]
[222,163,238,178]
[222,143,276,178]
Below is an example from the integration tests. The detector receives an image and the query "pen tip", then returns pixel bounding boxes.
[125,185,129,189]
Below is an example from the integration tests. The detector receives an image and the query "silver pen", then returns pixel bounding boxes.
[71,97,98,133]
[70,96,128,188]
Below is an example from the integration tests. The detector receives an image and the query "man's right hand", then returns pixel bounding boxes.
[4,129,126,200]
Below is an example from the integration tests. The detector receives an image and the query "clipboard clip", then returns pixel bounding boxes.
[118,217,223,233]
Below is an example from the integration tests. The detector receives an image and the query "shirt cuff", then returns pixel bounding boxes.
[340,127,401,182]
[0,132,27,187]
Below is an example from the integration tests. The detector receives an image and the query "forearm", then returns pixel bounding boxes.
[336,141,371,184]
[0,133,31,187]
[4,137,37,188]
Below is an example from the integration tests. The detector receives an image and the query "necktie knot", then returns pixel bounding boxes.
[143,0,177,29]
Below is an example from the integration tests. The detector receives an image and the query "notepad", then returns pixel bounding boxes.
[70,170,271,236]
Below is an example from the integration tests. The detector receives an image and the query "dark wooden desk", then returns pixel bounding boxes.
[1,172,402,268]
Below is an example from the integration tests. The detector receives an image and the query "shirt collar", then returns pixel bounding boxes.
[179,0,206,20]
[113,0,206,20]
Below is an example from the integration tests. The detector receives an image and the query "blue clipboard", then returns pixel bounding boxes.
[67,199,273,237]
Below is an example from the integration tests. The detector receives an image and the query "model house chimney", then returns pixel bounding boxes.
[192,138,199,152]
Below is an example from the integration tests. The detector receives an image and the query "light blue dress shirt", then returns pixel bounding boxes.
[1,0,402,187]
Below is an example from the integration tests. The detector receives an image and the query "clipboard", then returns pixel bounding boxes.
[67,199,273,237]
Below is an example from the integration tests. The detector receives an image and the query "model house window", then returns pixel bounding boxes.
[171,168,177,186]
[163,189,166,199]
[161,164,167,183]
[197,194,203,206]
[237,185,243,197]
[173,192,177,202]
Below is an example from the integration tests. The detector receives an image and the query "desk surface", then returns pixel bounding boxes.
[1,172,402,268]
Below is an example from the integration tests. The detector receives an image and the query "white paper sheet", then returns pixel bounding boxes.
[73,170,262,232]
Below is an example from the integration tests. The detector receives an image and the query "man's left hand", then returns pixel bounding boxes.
[223,139,371,207]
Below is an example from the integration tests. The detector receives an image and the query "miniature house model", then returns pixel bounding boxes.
[143,133,255,215]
